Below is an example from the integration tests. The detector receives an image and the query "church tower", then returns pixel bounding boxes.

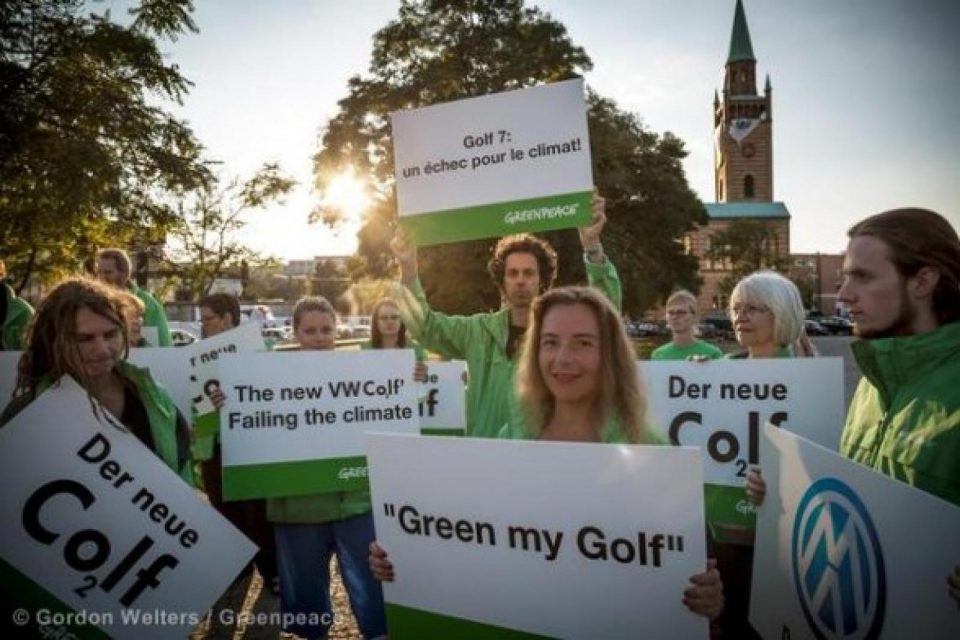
[714,0,773,202]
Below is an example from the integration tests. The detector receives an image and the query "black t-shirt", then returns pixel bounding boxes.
[506,323,527,360]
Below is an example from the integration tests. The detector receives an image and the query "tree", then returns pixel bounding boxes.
[312,0,705,316]
[311,259,350,304]
[166,163,295,299]
[0,0,210,290]
[707,219,790,296]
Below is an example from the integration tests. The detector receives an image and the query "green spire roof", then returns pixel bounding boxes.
[727,0,756,63]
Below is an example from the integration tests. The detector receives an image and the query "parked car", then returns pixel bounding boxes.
[804,319,830,336]
[170,328,197,347]
[817,316,854,336]
[262,326,293,345]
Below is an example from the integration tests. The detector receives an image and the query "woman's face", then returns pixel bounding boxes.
[295,311,336,351]
[730,295,777,352]
[68,307,124,379]
[376,303,401,340]
[538,303,602,406]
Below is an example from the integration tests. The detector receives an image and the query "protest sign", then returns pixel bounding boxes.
[0,377,256,640]
[1,350,21,406]
[640,358,844,535]
[189,321,264,438]
[368,433,708,639]
[218,350,419,500]
[418,360,466,436]
[750,423,960,639]
[392,78,593,245]
[126,348,192,424]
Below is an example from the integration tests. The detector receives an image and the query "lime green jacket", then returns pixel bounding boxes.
[1,282,34,350]
[397,256,621,439]
[841,322,960,507]
[129,283,172,347]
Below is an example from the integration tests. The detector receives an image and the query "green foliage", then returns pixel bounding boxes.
[166,163,295,300]
[707,219,789,295]
[312,0,704,315]
[0,0,209,291]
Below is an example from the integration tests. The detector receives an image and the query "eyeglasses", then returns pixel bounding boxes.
[730,304,770,317]
[666,309,692,317]
[379,314,400,321]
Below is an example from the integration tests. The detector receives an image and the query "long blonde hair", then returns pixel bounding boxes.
[516,286,650,443]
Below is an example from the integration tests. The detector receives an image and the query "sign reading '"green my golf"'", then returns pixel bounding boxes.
[392,79,593,246]
[217,350,420,501]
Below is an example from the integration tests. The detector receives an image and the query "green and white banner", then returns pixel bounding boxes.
[0,376,256,640]
[189,321,264,438]
[218,350,419,501]
[418,360,466,436]
[368,434,709,639]
[392,78,593,246]
[750,424,960,639]
[640,359,844,540]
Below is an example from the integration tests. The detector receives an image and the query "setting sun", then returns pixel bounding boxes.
[322,168,370,223]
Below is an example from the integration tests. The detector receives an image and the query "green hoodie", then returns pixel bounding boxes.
[397,256,621,439]
[129,282,172,347]
[1,282,34,350]
[841,321,960,507]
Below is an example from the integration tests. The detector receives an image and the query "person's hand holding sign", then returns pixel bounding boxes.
[579,189,607,263]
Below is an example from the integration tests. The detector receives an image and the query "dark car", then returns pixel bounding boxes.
[804,319,830,336]
[817,316,854,336]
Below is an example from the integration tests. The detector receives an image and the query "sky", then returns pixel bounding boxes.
[114,0,960,260]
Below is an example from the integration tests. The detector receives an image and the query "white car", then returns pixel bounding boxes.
[170,328,197,347]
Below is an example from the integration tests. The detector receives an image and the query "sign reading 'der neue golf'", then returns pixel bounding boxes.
[392,78,593,246]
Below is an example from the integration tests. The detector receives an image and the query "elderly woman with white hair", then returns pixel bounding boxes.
[727,270,815,359]
[717,270,816,638]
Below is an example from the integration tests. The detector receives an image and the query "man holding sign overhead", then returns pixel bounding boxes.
[391,192,618,439]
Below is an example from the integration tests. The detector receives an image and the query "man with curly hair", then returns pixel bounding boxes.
[391,193,620,438]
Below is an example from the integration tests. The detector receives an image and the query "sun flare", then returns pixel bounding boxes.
[322,168,370,223]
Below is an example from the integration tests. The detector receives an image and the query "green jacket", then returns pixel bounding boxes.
[129,282,172,347]
[651,339,724,361]
[1,282,34,350]
[1,361,192,485]
[840,322,960,507]
[398,256,621,439]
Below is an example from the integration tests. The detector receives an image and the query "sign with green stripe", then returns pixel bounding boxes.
[218,350,420,501]
[0,377,256,639]
[639,359,844,539]
[392,79,593,246]
[368,434,709,638]
[418,360,466,437]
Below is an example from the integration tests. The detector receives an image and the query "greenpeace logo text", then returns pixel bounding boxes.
[338,466,368,481]
[504,204,579,225]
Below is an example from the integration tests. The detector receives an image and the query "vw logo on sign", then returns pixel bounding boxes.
[792,478,885,639]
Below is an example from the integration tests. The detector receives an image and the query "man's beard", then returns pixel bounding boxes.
[854,284,916,339]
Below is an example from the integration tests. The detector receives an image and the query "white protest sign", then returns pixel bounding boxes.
[640,358,844,534]
[0,350,21,406]
[218,350,419,500]
[126,348,192,423]
[189,321,264,437]
[368,434,708,639]
[750,423,960,639]
[418,360,466,436]
[392,78,593,245]
[0,377,256,640]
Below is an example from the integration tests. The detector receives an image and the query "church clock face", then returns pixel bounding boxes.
[742,142,756,158]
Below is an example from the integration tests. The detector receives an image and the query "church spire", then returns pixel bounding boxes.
[727,0,755,63]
